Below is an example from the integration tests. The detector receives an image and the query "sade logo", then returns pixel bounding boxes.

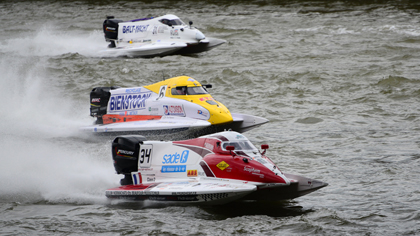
[162,150,189,164]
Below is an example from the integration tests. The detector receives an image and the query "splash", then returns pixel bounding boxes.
[0,24,118,204]
[0,24,105,58]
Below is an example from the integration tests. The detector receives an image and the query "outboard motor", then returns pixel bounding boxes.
[112,135,147,185]
[103,16,123,48]
[90,86,120,124]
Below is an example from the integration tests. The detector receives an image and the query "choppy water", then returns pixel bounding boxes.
[1,0,420,235]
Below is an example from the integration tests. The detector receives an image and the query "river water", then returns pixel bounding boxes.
[1,0,420,235]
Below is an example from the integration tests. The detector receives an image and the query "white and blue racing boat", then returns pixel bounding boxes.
[101,14,226,57]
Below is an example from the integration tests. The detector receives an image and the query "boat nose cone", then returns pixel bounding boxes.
[282,175,291,185]
[274,173,290,185]
[196,31,205,40]
[207,103,233,125]
[209,109,233,125]
[311,179,329,189]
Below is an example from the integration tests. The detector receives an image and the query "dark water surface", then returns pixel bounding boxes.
[1,0,420,235]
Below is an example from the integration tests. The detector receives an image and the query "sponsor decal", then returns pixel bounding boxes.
[117,149,134,155]
[244,166,264,178]
[125,88,141,93]
[163,105,185,116]
[107,191,159,196]
[162,150,189,164]
[216,161,229,171]
[199,96,215,102]
[170,29,179,36]
[129,111,138,115]
[147,177,156,182]
[149,107,158,112]
[161,165,186,173]
[109,93,151,111]
[149,196,166,200]
[187,170,198,177]
[244,166,260,173]
[236,134,245,139]
[122,24,149,34]
[91,98,100,103]
[197,110,208,117]
[177,196,198,201]
[172,192,197,195]
[139,168,153,171]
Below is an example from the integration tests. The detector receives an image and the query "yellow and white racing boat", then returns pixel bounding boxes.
[82,76,268,135]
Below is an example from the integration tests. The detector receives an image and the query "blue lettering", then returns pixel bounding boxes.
[173,153,180,163]
[131,95,137,108]
[122,25,149,34]
[125,95,131,109]
[121,95,125,110]
[108,93,151,111]
[110,97,115,110]
[128,111,138,115]
[162,150,189,164]
[161,165,186,173]
[125,88,141,93]
[180,150,189,163]
[116,96,121,110]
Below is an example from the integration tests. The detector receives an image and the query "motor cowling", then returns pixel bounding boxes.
[90,86,119,124]
[103,16,123,46]
[112,135,147,175]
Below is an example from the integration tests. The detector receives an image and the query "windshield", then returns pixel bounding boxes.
[171,86,208,95]
[160,18,184,26]
[187,86,208,95]
[221,141,257,151]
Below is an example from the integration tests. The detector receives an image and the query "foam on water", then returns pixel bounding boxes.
[0,23,105,58]
[0,27,118,205]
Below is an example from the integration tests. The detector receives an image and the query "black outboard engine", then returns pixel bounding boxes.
[90,86,120,124]
[103,16,123,48]
[112,135,147,185]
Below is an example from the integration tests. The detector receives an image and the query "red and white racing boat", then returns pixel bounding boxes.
[106,131,328,205]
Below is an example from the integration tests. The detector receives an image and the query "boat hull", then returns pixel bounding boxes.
[242,173,328,201]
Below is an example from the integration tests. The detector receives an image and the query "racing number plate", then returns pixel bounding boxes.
[138,144,153,168]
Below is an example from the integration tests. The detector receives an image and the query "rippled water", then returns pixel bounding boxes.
[1,0,420,235]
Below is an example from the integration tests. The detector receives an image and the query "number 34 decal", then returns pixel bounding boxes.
[139,144,153,168]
